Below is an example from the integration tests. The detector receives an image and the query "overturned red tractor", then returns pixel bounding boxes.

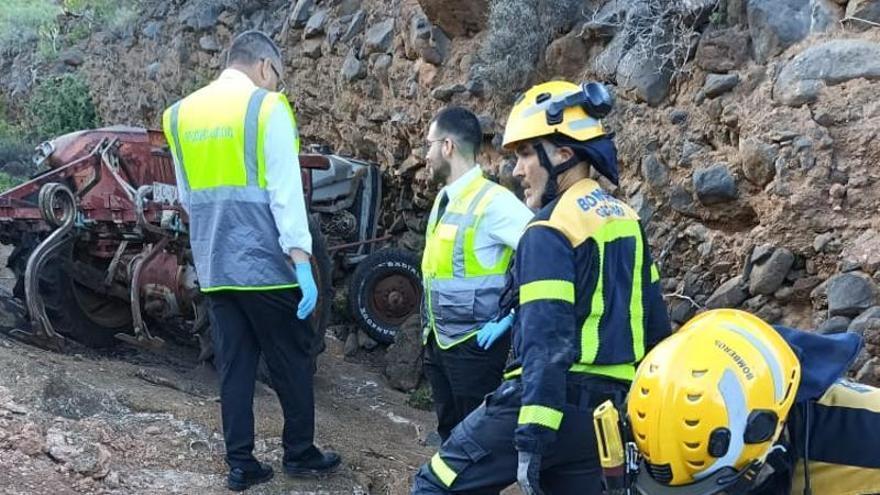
[0,126,422,362]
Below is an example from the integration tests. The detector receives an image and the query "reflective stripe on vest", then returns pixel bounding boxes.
[421,174,514,349]
[162,82,299,291]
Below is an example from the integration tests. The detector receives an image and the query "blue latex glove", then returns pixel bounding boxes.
[476,311,514,349]
[295,262,317,320]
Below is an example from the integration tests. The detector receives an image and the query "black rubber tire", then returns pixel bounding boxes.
[257,216,331,385]
[348,248,422,345]
[9,240,131,348]
[308,214,333,361]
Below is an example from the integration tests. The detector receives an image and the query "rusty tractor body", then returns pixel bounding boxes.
[0,125,423,361]
[0,125,343,358]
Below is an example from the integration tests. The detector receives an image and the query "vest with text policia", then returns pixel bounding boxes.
[162,75,299,292]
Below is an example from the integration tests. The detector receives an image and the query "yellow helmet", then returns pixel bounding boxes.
[501,80,610,150]
[628,309,801,490]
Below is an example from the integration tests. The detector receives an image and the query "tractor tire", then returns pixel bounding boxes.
[9,239,132,348]
[257,215,331,386]
[349,248,422,345]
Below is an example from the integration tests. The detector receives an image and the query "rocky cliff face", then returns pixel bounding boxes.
[2,0,880,381]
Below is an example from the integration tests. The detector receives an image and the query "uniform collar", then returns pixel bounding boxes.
[442,166,482,201]
[216,68,256,87]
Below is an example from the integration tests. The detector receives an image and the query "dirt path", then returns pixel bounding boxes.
[0,327,435,494]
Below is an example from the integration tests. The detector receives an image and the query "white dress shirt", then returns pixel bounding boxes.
[172,69,312,256]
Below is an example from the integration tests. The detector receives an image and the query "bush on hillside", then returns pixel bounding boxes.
[63,0,140,36]
[472,0,586,100]
[27,73,99,141]
[0,98,33,177]
[0,0,61,55]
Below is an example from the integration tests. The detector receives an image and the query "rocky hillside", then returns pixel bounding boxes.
[2,0,880,382]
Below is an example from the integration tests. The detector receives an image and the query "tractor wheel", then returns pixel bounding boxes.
[348,248,422,345]
[9,239,132,348]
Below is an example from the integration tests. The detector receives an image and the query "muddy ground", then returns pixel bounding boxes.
[0,319,437,495]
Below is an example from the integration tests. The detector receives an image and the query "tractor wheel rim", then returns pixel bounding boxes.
[370,274,420,326]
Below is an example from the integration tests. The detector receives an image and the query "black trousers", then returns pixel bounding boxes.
[411,374,629,495]
[423,333,511,442]
[208,289,316,470]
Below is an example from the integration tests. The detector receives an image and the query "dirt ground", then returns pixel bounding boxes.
[0,322,437,495]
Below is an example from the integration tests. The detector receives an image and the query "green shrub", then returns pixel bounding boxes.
[0,99,31,174]
[62,0,139,35]
[27,73,99,140]
[407,383,434,411]
[472,0,586,100]
[0,0,61,55]
[0,171,25,192]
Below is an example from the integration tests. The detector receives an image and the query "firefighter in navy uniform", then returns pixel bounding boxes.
[411,80,672,495]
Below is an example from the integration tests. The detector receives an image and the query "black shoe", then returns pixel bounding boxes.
[227,463,274,492]
[284,447,341,477]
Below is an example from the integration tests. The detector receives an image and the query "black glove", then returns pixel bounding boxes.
[517,451,543,495]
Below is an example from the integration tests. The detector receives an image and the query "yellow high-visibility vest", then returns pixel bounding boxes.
[422,172,514,348]
[162,73,300,292]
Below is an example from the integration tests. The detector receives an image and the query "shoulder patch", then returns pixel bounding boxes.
[541,179,639,246]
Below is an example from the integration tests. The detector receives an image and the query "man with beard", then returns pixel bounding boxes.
[411,81,671,494]
[421,106,534,443]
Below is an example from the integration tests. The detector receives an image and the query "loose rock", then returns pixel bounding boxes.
[303,9,329,39]
[290,0,315,29]
[341,48,365,81]
[827,272,878,317]
[384,314,424,391]
[641,154,669,191]
[774,40,880,106]
[749,247,795,295]
[706,276,750,309]
[362,18,395,56]
[850,306,880,335]
[817,315,851,334]
[703,73,740,98]
[693,163,738,205]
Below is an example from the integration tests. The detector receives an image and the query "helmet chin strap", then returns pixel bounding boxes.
[534,143,582,208]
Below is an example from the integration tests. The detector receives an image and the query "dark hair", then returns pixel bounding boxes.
[226,30,282,68]
[431,106,483,159]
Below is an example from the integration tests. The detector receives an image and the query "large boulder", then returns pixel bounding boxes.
[417,0,488,37]
[827,272,878,317]
[774,40,880,106]
[383,314,424,392]
[545,34,589,79]
[616,49,672,107]
[747,0,811,63]
[747,0,842,63]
